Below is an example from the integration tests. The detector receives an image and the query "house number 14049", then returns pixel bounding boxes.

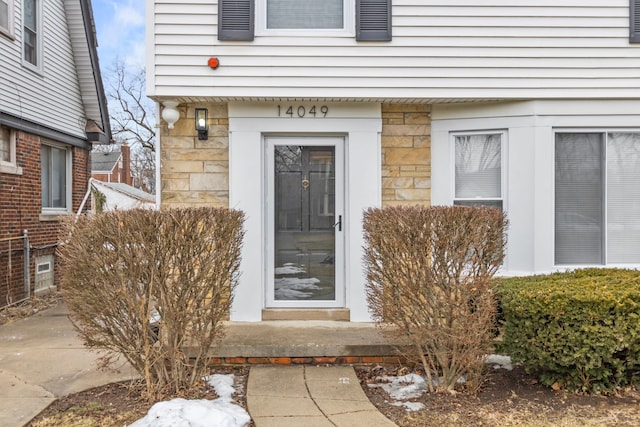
[277,105,329,118]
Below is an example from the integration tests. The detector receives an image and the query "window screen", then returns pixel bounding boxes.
[267,0,343,29]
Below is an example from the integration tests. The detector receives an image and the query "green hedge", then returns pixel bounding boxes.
[496,269,640,393]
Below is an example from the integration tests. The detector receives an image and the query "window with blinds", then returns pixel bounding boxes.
[555,132,640,264]
[453,132,504,210]
[267,0,343,29]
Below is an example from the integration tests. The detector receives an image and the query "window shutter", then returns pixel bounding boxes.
[356,0,391,41]
[631,0,640,42]
[218,0,254,41]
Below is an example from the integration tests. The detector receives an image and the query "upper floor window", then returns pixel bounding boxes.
[453,132,505,210]
[23,0,41,69]
[0,0,13,37]
[555,132,640,265]
[218,0,390,41]
[631,0,640,42]
[41,143,71,212]
[263,0,347,33]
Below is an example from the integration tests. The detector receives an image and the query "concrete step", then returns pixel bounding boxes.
[210,321,410,364]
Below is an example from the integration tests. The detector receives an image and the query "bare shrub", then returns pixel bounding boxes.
[363,205,507,393]
[58,208,244,399]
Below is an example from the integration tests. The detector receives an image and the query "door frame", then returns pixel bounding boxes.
[265,135,345,308]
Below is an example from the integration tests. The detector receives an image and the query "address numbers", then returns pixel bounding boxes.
[277,105,329,118]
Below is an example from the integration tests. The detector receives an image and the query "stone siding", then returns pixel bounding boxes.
[160,103,230,208]
[381,104,431,206]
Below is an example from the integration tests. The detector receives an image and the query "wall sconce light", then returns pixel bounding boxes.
[195,108,209,140]
[161,100,180,129]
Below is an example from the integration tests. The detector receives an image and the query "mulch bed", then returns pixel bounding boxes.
[356,365,640,426]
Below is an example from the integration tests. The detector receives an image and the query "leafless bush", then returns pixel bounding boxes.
[58,208,244,399]
[363,205,507,393]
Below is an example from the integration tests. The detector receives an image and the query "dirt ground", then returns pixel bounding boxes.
[28,366,254,427]
[356,365,640,427]
[5,296,640,427]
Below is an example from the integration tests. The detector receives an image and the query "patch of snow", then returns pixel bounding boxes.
[369,373,427,400]
[392,401,425,412]
[206,374,236,400]
[484,354,513,371]
[127,373,250,427]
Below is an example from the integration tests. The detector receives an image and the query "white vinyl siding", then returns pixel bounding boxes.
[149,1,640,100]
[555,131,640,265]
[0,0,86,139]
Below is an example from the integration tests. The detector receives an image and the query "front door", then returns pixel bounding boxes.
[266,137,344,308]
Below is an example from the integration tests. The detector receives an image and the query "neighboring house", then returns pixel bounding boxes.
[0,0,110,306]
[146,1,640,322]
[89,178,155,212]
[91,144,132,185]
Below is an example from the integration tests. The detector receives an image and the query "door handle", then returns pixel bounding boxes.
[334,215,342,232]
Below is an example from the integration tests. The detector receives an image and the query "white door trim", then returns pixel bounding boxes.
[265,136,345,308]
[228,102,382,322]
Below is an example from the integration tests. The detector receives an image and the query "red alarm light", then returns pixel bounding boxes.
[208,57,220,69]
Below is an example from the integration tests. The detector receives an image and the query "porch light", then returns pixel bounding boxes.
[195,108,209,140]
[161,100,180,129]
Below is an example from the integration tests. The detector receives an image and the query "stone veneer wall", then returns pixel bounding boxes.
[160,102,431,209]
[381,104,432,206]
[160,103,230,208]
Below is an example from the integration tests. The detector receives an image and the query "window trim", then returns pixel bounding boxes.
[0,125,22,175]
[451,130,507,209]
[22,0,42,72]
[40,142,72,214]
[553,128,640,266]
[0,0,14,38]
[255,0,354,37]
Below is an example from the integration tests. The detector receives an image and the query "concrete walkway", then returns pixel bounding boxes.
[0,303,136,427]
[0,303,398,426]
[248,365,397,427]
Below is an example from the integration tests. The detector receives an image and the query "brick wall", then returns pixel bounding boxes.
[381,104,432,207]
[0,129,90,306]
[160,103,229,208]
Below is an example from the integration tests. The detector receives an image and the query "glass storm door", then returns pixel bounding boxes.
[266,137,344,308]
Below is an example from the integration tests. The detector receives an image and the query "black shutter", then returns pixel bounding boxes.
[218,0,254,41]
[356,0,391,41]
[632,0,640,42]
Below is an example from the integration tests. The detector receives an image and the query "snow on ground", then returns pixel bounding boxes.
[369,355,514,412]
[485,354,513,370]
[127,374,251,427]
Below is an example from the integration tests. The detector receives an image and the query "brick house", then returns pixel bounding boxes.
[146,1,640,322]
[91,144,132,185]
[0,0,110,306]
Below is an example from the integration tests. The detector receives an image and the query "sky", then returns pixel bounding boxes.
[91,0,146,72]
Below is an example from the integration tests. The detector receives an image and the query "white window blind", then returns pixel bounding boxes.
[555,132,640,265]
[267,0,343,29]
[454,133,502,209]
[607,132,640,262]
[555,133,603,264]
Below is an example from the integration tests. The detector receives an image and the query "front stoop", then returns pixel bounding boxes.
[208,321,411,365]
